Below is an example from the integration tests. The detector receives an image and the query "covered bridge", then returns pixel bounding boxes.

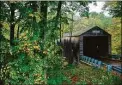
[61,26,111,64]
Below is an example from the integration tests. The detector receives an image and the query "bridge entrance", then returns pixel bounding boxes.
[83,36,108,58]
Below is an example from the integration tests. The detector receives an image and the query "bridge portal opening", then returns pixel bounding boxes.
[83,36,108,58]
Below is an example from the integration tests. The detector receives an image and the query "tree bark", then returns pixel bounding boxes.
[40,1,48,39]
[121,1,122,62]
[17,25,19,39]
[55,1,62,29]
[10,3,15,46]
[31,1,38,12]
[60,6,62,43]
[69,14,73,64]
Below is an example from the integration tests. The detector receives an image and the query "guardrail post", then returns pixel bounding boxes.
[98,61,102,68]
[107,65,112,72]
[93,59,98,67]
[91,58,95,65]
[88,57,91,64]
[86,56,88,62]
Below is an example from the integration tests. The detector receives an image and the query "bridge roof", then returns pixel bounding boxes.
[63,26,110,37]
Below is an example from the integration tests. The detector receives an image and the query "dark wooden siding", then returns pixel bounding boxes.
[79,27,111,57]
[62,26,111,63]
[79,36,83,56]
[108,35,111,55]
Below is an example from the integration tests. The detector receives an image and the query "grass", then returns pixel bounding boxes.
[47,62,122,85]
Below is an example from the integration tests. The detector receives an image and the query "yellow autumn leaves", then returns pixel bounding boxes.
[33,46,40,51]
[29,14,34,17]
[19,41,48,55]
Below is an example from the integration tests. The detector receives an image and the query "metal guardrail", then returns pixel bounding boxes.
[112,66,122,74]
[80,56,122,74]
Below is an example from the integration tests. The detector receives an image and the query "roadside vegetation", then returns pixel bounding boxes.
[0,1,121,84]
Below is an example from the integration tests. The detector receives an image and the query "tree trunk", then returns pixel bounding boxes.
[10,24,15,46]
[121,1,122,62]
[69,14,73,64]
[0,23,2,35]
[10,3,15,46]
[31,1,38,12]
[55,1,62,29]
[40,1,48,39]
[17,25,19,39]
[53,1,62,52]
[60,8,62,43]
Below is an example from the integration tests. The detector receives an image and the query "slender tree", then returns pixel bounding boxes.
[40,1,48,39]
[55,1,62,29]
[10,3,15,46]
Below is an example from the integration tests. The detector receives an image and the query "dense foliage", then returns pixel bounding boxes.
[0,1,90,84]
[0,1,121,84]
[71,12,121,55]
[103,1,122,55]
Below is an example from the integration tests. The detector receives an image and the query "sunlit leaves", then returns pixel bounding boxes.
[103,1,122,17]
[106,18,121,54]
[0,1,94,84]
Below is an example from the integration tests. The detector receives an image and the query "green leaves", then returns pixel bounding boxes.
[20,65,30,72]
[2,1,117,85]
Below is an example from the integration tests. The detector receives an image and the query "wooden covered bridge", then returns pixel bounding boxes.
[61,26,111,64]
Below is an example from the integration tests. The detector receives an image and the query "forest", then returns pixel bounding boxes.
[0,1,122,85]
